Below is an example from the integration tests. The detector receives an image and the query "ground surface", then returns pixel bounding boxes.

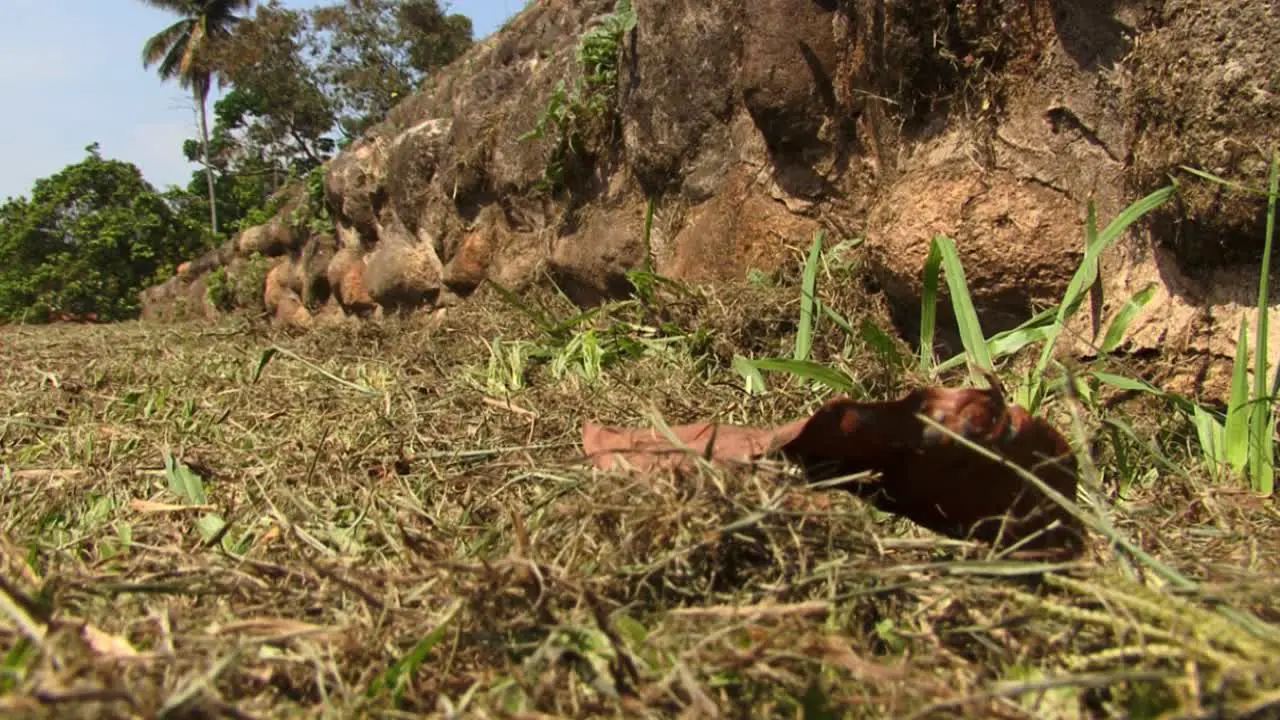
[3,271,1280,719]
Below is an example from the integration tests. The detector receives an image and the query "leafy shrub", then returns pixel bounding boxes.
[205,253,272,314]
[205,267,235,313]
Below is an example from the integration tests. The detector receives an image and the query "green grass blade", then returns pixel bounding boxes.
[547,305,608,338]
[821,300,855,337]
[250,347,277,384]
[932,235,992,379]
[732,354,767,395]
[1225,317,1252,474]
[164,451,207,505]
[1178,165,1271,198]
[750,357,856,394]
[269,346,379,396]
[1036,187,1177,380]
[196,513,228,545]
[919,239,943,375]
[1033,199,1097,382]
[1102,416,1192,482]
[1090,370,1204,417]
[935,305,1061,372]
[366,599,462,701]
[1253,409,1276,494]
[486,279,555,333]
[1074,186,1177,316]
[934,325,1053,374]
[794,229,824,362]
[1250,150,1279,494]
[1090,370,1165,396]
[1098,282,1158,354]
[1193,405,1226,474]
[859,319,904,369]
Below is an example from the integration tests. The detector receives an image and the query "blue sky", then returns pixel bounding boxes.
[0,0,518,202]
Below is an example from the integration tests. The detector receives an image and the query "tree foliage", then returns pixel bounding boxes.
[0,145,211,322]
[179,86,326,234]
[212,2,336,166]
[310,0,474,137]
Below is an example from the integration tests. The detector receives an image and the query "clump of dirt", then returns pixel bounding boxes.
[1127,0,1280,271]
[862,0,1035,139]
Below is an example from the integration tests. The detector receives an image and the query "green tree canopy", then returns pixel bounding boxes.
[212,2,336,167]
[0,145,211,322]
[308,0,474,137]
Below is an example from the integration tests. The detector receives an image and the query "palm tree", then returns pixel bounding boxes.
[140,0,253,235]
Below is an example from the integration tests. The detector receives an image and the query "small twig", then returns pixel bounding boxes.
[667,600,831,619]
[158,648,244,719]
[32,687,136,707]
[0,576,47,647]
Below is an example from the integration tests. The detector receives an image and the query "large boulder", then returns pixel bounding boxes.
[237,219,302,258]
[326,246,377,317]
[1126,0,1280,271]
[297,233,338,308]
[363,231,445,314]
[264,260,311,328]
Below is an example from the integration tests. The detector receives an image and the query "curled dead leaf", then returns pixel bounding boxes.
[582,384,1085,557]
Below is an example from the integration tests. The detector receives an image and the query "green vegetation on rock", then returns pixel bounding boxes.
[204,252,270,314]
[521,0,637,192]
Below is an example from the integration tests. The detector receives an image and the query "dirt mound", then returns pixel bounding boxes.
[141,0,1280,400]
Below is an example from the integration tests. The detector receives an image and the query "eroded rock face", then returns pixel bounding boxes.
[298,232,338,308]
[864,159,1085,334]
[1127,0,1280,271]
[327,246,376,317]
[264,261,311,328]
[142,0,1280,400]
[238,219,302,258]
[548,204,647,306]
[619,0,743,195]
[662,164,819,283]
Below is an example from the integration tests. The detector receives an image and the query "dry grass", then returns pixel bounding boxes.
[2,272,1280,719]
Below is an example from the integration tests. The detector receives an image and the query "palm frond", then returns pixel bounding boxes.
[141,0,251,89]
[135,0,198,13]
[158,51,186,88]
[141,18,192,70]
[213,0,255,18]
